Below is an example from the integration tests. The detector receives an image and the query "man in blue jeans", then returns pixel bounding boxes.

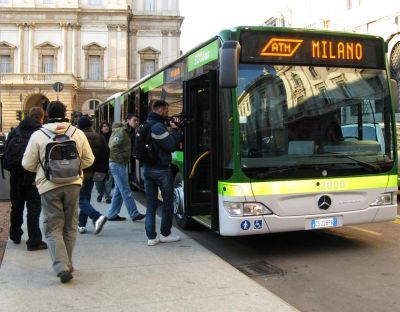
[140,100,183,246]
[107,117,145,222]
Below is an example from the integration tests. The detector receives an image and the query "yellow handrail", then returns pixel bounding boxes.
[189,151,210,179]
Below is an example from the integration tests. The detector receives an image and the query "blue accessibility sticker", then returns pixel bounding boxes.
[240,220,251,230]
[254,219,263,230]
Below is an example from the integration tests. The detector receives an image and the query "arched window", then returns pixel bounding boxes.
[89,100,100,110]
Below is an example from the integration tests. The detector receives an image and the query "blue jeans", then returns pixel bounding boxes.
[107,162,140,219]
[143,166,173,239]
[95,170,113,199]
[79,178,101,227]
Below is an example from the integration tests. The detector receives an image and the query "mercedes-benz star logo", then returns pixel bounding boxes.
[318,195,332,210]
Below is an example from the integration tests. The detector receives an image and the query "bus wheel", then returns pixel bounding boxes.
[173,174,192,229]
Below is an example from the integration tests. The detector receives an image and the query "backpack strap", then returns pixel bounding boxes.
[64,124,78,138]
[39,127,54,139]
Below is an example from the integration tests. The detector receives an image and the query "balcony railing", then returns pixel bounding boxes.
[0,73,128,90]
[0,73,79,86]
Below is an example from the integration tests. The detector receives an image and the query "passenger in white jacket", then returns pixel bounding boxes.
[22,101,94,283]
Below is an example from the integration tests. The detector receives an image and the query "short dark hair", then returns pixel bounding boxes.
[47,101,66,119]
[29,106,45,122]
[152,100,169,111]
[126,113,138,120]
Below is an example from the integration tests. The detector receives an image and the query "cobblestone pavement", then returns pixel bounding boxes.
[0,201,10,267]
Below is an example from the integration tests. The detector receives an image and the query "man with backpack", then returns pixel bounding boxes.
[22,101,94,283]
[137,100,182,246]
[4,107,47,251]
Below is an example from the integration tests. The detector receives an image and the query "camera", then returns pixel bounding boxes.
[166,113,192,128]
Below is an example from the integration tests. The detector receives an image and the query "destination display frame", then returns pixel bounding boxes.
[240,30,385,69]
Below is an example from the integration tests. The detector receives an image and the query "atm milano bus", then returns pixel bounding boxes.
[96,26,398,236]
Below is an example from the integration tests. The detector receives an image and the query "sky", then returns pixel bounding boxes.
[179,0,283,53]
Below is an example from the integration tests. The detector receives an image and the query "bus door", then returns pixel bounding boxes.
[183,71,219,229]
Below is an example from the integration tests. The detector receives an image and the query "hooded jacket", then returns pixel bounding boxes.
[22,121,94,195]
[81,127,110,177]
[108,122,131,164]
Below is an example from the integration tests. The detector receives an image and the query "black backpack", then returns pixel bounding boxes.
[3,128,31,172]
[135,121,158,165]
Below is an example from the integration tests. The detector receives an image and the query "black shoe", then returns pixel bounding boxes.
[97,195,103,202]
[11,237,21,244]
[27,241,48,251]
[132,213,145,221]
[108,215,126,221]
[58,270,73,284]
[105,198,112,204]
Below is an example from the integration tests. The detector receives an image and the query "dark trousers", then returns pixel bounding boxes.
[9,171,43,246]
[79,178,101,227]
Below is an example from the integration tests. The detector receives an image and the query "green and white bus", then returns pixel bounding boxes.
[96,26,398,236]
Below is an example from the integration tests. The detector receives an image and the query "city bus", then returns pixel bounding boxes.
[96,26,398,236]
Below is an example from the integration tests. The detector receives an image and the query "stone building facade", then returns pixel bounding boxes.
[0,0,183,131]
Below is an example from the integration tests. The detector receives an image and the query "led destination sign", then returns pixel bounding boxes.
[241,31,384,68]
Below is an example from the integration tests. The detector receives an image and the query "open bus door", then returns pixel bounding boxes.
[176,71,219,231]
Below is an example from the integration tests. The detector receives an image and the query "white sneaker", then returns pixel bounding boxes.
[94,216,107,235]
[147,238,159,246]
[78,227,87,234]
[159,233,181,243]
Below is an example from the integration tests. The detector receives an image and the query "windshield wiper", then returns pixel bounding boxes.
[317,152,382,172]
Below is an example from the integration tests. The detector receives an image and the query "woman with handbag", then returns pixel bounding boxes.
[77,116,110,234]
[95,121,113,204]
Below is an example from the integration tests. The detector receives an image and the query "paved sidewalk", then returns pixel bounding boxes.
[0,196,299,312]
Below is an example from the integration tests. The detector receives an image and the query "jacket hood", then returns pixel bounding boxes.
[112,122,124,129]
[43,122,73,135]
[19,116,42,131]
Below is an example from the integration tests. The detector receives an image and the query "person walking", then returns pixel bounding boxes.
[106,116,145,222]
[4,107,47,251]
[95,121,113,204]
[22,101,94,283]
[140,100,183,246]
[77,116,109,235]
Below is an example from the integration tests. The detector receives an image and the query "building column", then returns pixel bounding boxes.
[107,25,117,79]
[129,29,137,80]
[28,23,35,73]
[161,30,169,67]
[17,23,25,73]
[61,23,68,73]
[119,25,128,80]
[73,24,82,78]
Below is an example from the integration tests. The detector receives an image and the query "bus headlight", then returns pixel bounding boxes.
[223,201,272,216]
[243,203,272,216]
[369,193,393,206]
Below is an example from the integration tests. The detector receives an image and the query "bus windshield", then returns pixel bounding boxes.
[237,64,394,179]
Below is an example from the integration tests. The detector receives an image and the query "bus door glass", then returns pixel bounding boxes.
[183,71,218,216]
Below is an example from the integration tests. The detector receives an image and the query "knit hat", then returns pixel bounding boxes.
[77,116,92,129]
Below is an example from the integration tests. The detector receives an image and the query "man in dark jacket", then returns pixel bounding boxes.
[77,116,109,235]
[142,100,182,246]
[5,107,47,251]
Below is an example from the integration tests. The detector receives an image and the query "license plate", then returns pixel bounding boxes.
[311,217,337,229]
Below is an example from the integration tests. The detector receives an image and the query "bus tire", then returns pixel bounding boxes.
[173,174,193,229]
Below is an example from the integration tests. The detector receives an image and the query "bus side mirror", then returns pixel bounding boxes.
[219,41,241,88]
[390,79,399,110]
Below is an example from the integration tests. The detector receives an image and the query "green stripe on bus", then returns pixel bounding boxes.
[188,40,219,72]
[219,175,397,196]
[110,100,115,108]
[140,72,164,92]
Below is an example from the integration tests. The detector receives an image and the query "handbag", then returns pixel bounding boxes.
[92,171,107,182]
